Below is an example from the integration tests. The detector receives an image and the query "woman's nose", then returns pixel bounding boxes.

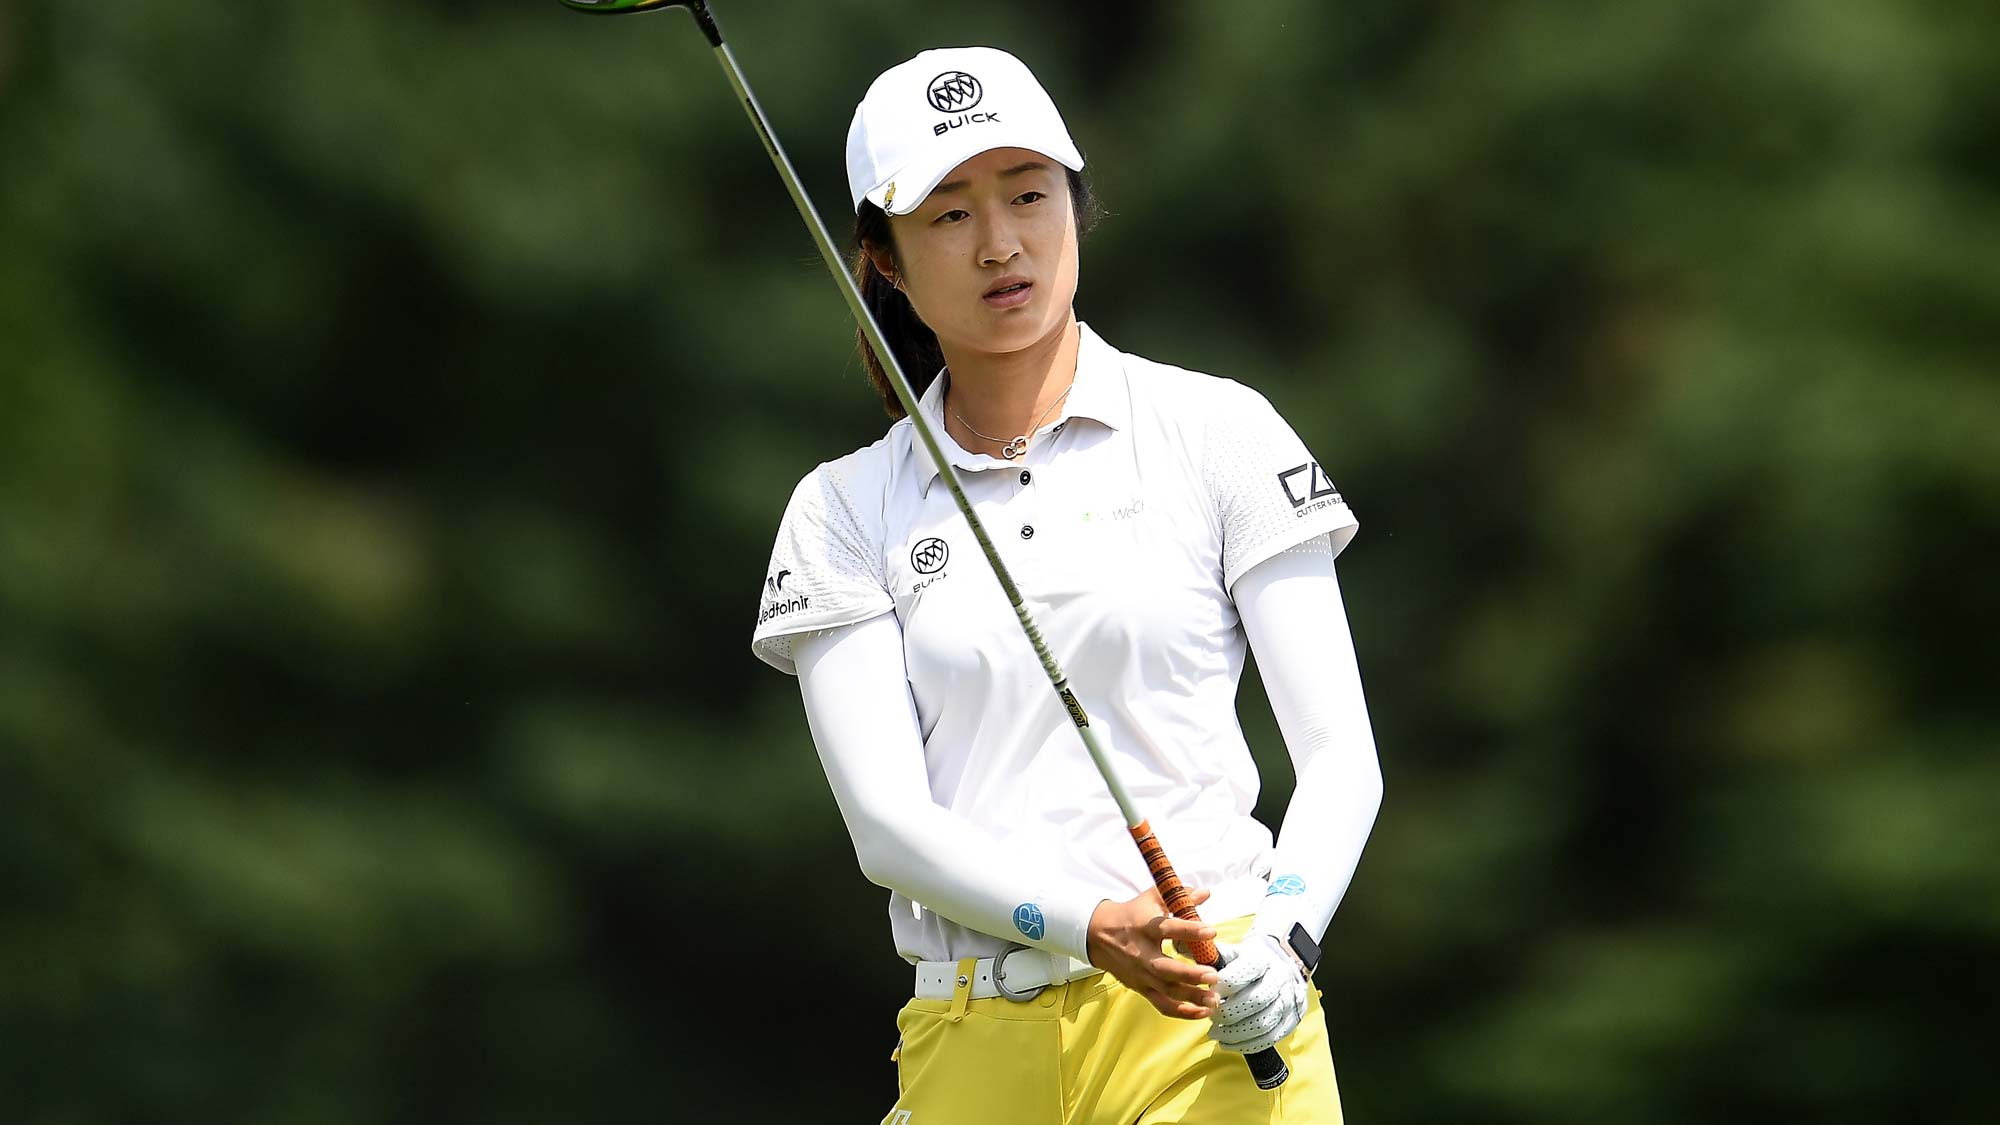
[978,220,1023,267]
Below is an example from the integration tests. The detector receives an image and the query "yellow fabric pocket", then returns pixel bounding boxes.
[887,999,1062,1124]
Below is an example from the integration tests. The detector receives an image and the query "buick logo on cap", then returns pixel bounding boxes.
[926,71,983,113]
[911,537,949,574]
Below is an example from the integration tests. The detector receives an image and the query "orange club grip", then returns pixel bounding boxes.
[1129,819,1220,966]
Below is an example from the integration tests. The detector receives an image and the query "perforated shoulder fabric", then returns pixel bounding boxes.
[751,444,897,674]
[1201,379,1359,590]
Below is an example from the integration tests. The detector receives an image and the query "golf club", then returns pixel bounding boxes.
[559,0,1293,1091]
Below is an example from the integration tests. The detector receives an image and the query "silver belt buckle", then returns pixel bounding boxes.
[991,942,1047,1003]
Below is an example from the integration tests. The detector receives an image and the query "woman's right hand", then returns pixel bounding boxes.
[1085,886,1222,1020]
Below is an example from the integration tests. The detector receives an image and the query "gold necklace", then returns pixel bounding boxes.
[946,378,1074,460]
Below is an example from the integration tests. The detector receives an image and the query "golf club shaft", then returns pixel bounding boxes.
[686,1,1287,1088]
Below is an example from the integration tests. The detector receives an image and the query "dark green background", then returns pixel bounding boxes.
[4,1,1996,1121]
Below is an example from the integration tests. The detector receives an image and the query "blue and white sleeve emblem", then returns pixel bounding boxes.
[1265,874,1307,897]
[1012,902,1046,941]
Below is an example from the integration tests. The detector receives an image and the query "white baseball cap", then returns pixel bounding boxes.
[845,46,1085,217]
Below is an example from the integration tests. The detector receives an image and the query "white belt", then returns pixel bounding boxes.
[913,945,1102,1001]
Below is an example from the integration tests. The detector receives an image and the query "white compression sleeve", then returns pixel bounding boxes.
[793,613,1108,964]
[1235,535,1385,949]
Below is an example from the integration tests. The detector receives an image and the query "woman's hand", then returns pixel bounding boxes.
[1207,933,1309,1054]
[1085,886,1222,1020]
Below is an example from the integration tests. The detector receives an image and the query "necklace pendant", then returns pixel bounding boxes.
[1002,436,1028,460]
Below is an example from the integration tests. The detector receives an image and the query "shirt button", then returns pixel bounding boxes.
[1019,470,1032,486]
[1020,525,1035,540]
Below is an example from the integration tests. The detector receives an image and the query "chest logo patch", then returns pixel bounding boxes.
[911,537,950,575]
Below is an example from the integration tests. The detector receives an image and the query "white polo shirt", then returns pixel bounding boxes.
[752,323,1358,962]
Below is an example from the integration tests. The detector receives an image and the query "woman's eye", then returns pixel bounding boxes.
[1015,191,1045,205]
[935,209,969,224]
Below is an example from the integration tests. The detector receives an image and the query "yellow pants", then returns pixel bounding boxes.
[884,914,1344,1124]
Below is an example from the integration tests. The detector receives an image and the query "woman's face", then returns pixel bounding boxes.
[877,146,1080,360]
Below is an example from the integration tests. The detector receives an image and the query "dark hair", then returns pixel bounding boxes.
[848,166,1102,419]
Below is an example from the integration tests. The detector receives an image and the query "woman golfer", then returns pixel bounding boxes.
[752,46,1382,1124]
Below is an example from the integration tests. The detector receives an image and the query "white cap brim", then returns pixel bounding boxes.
[862,127,1085,217]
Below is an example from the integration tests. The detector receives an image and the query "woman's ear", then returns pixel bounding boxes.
[865,241,900,290]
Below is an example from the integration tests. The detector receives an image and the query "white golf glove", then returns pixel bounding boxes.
[1207,933,1309,1055]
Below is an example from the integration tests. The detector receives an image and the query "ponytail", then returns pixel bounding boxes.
[848,167,1101,419]
[849,203,946,420]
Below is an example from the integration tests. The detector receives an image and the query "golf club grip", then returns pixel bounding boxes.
[1129,819,1217,965]
[1247,1045,1291,1090]
[1128,820,1291,1089]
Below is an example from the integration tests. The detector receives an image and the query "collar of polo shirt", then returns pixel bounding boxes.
[914,323,1130,496]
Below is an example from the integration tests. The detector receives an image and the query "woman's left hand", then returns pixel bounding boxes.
[1207,933,1309,1054]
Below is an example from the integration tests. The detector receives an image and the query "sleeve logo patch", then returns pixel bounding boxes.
[1012,903,1046,941]
[757,592,810,626]
[1277,462,1342,509]
[1266,874,1307,897]
[757,569,808,625]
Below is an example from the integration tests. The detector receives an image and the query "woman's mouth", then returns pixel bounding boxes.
[982,278,1034,308]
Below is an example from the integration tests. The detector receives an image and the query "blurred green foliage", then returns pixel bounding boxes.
[3,0,1997,1121]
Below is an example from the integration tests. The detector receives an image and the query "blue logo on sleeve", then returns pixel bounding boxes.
[1266,874,1307,897]
[1012,903,1046,941]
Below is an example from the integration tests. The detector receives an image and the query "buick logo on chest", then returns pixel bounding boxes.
[911,537,949,574]
[926,71,983,113]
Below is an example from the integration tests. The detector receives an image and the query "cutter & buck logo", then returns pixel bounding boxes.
[1277,461,1344,518]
